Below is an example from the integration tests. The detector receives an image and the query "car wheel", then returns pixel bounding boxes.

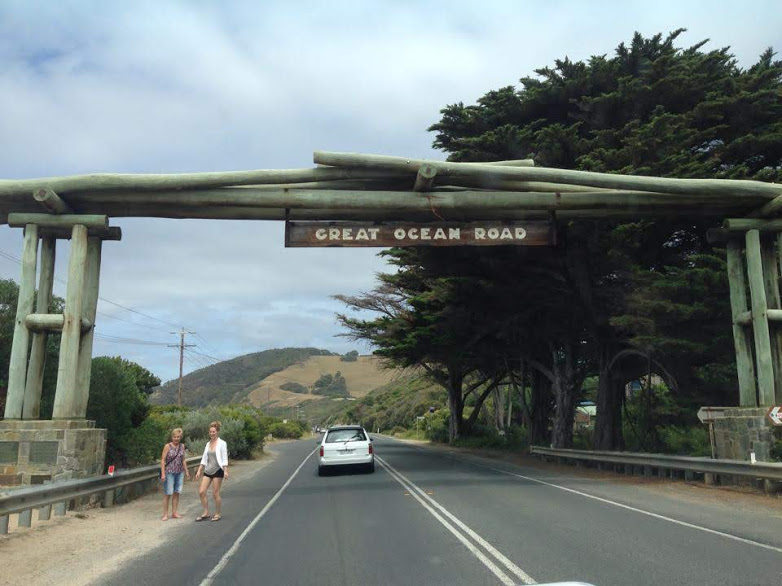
[366,461,375,473]
[318,466,326,476]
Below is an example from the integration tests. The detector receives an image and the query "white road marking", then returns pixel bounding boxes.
[199,448,316,586]
[377,456,536,585]
[484,463,782,555]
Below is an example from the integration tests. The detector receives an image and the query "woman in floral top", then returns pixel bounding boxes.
[160,428,190,520]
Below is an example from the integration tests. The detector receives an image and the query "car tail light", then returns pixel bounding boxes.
[319,446,324,457]
[368,443,373,455]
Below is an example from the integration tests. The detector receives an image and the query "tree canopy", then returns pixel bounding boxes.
[338,30,782,448]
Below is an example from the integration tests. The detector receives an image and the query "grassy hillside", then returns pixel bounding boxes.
[150,347,335,407]
[246,355,401,414]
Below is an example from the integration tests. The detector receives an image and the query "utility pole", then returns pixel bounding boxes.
[168,328,195,406]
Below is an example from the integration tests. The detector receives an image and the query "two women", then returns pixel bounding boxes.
[160,421,229,522]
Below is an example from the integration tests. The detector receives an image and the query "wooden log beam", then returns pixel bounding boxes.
[747,193,782,218]
[8,213,108,229]
[444,177,608,193]
[38,226,122,241]
[3,224,38,419]
[58,188,761,211]
[22,236,55,419]
[727,240,758,407]
[733,311,752,326]
[314,151,782,198]
[24,313,93,333]
[723,219,782,232]
[767,309,782,322]
[462,159,535,167]
[0,168,408,197]
[33,188,72,214]
[413,164,437,192]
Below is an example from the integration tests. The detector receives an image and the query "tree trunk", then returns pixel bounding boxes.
[493,387,504,432]
[529,369,552,446]
[549,344,580,449]
[447,369,464,442]
[594,341,625,450]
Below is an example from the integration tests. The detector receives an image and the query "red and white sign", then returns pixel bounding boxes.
[107,465,115,477]
[767,406,782,426]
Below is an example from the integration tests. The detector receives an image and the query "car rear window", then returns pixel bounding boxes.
[325,429,366,443]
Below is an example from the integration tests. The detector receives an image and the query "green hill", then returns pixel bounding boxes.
[150,347,335,407]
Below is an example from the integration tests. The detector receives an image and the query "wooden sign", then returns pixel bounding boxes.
[285,221,555,248]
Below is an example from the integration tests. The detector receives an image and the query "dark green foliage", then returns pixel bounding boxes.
[279,381,309,394]
[341,350,359,362]
[312,372,349,397]
[268,420,306,439]
[771,428,782,462]
[122,404,270,465]
[151,347,334,406]
[88,357,152,465]
[421,29,782,449]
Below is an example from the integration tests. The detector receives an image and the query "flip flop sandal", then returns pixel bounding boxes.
[211,515,221,522]
[195,514,210,522]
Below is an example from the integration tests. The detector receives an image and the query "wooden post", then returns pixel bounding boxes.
[761,239,782,396]
[4,224,39,419]
[74,237,102,418]
[52,224,88,419]
[22,236,56,419]
[726,241,757,406]
[745,230,776,406]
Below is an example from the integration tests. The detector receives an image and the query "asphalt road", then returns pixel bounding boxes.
[104,436,782,586]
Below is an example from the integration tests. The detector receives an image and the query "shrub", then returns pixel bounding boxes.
[280,382,308,394]
[424,410,449,443]
[269,421,304,439]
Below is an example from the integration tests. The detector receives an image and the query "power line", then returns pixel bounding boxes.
[1,245,227,370]
[186,347,222,363]
[0,246,182,330]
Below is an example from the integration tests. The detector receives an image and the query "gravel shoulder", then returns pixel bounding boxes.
[0,451,278,586]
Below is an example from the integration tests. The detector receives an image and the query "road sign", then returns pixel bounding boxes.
[697,406,728,423]
[767,406,782,426]
[107,465,115,477]
[285,220,556,248]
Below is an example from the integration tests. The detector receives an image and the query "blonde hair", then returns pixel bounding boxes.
[209,420,221,432]
[171,428,183,439]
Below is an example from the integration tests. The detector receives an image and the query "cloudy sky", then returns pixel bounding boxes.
[1,1,780,383]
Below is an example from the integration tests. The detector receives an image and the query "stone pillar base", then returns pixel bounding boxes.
[713,408,775,462]
[0,420,106,486]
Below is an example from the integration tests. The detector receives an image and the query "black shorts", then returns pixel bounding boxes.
[205,468,224,479]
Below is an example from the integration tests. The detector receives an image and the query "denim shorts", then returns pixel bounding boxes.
[164,472,184,495]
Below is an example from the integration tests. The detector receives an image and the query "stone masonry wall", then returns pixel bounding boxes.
[713,408,774,462]
[0,420,106,485]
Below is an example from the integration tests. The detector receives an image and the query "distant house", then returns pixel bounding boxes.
[574,401,596,430]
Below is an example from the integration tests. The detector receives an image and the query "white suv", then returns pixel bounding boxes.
[318,425,374,475]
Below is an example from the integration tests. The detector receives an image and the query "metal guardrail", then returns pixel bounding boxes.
[0,456,201,534]
[530,446,782,482]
